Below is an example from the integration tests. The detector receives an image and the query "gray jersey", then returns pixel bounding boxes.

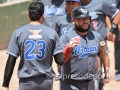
[40,0,66,27]
[60,30,104,80]
[50,14,74,37]
[82,0,119,39]
[109,0,120,9]
[7,24,62,79]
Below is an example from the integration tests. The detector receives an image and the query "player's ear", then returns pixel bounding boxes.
[65,2,67,6]
[27,12,29,16]
[78,2,81,6]
[41,14,44,19]
[72,18,75,24]
[40,14,44,23]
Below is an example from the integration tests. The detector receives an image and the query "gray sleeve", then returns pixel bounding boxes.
[6,31,19,57]
[53,32,63,55]
[109,0,120,9]
[60,35,69,49]
[109,0,118,7]
[102,0,119,19]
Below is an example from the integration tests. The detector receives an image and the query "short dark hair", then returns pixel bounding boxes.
[28,1,44,21]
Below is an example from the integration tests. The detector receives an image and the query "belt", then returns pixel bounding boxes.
[63,79,92,83]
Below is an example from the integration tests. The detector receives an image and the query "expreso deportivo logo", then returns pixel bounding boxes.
[44,5,66,17]
[74,44,99,58]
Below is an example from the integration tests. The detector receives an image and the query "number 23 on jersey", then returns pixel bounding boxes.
[24,40,46,60]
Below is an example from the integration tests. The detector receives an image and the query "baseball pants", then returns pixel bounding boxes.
[95,57,104,90]
[61,79,95,90]
[114,29,120,75]
[94,68,104,90]
[19,75,53,90]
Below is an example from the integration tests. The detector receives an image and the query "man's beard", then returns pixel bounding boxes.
[75,23,90,32]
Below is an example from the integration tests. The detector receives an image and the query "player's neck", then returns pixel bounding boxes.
[75,29,88,36]
[29,20,42,25]
[81,0,90,5]
[68,13,71,18]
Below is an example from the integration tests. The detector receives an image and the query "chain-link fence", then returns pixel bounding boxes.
[0,0,36,50]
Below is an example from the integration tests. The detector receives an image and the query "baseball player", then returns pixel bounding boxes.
[106,0,120,81]
[50,0,81,89]
[39,0,66,27]
[81,0,120,41]
[51,0,80,37]
[60,6,108,90]
[50,0,81,73]
[2,1,64,90]
[81,0,120,89]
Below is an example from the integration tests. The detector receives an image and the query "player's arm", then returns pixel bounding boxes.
[54,52,65,65]
[2,55,17,89]
[106,16,120,42]
[101,54,110,74]
[99,40,110,83]
[103,1,120,41]
[107,13,120,41]
[105,54,110,68]
[53,31,65,65]
[102,54,110,83]
[63,36,80,63]
[106,16,111,30]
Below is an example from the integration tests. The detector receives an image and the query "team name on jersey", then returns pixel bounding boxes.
[61,28,72,35]
[73,44,99,58]
[44,5,66,17]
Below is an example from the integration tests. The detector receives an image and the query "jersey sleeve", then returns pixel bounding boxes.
[109,0,120,9]
[60,34,69,49]
[53,32,63,55]
[6,31,19,57]
[102,0,119,19]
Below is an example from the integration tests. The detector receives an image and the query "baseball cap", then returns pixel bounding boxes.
[65,0,81,2]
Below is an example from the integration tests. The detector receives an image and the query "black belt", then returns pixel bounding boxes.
[63,79,92,83]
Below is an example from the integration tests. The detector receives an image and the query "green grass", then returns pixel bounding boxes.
[0,0,36,49]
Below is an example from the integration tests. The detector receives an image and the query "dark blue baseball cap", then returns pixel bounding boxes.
[65,0,81,2]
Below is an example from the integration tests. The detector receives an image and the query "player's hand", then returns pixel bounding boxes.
[103,73,111,84]
[112,34,116,42]
[69,36,80,48]
[106,32,113,41]
[63,36,80,64]
[2,87,9,90]
[102,68,111,84]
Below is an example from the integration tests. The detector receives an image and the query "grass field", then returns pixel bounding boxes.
[0,0,36,49]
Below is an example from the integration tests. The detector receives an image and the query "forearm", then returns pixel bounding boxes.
[106,16,111,30]
[110,12,120,33]
[54,52,65,65]
[2,55,16,88]
[63,43,72,63]
[62,36,80,63]
[102,54,110,69]
[112,12,120,25]
[105,54,110,68]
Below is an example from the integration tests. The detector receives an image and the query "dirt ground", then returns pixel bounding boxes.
[0,41,120,90]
